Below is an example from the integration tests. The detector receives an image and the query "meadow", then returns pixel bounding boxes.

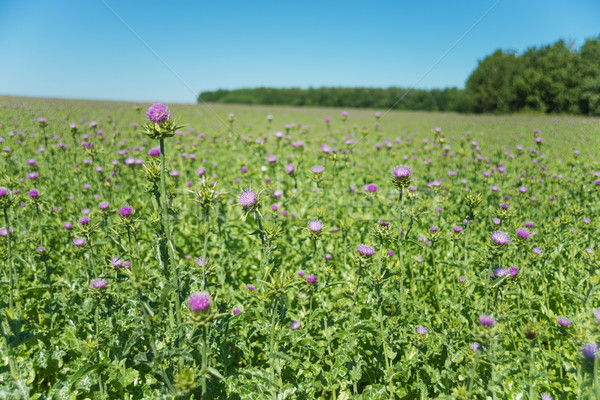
[0,95,599,399]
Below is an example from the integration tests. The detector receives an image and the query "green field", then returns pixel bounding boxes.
[1,95,599,399]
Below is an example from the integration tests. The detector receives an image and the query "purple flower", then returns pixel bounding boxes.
[196,257,209,267]
[490,231,511,245]
[306,274,317,283]
[247,284,255,291]
[509,267,519,276]
[146,103,171,122]
[267,155,277,163]
[90,279,108,289]
[233,308,241,315]
[557,317,571,326]
[98,201,109,210]
[297,270,305,277]
[73,238,86,246]
[518,186,528,193]
[0,227,13,237]
[416,326,428,335]
[28,189,40,198]
[363,183,378,192]
[532,247,542,255]
[290,321,302,330]
[79,216,90,225]
[516,228,530,239]
[111,256,124,268]
[357,244,375,257]
[285,164,295,174]
[540,394,553,400]
[470,342,480,352]
[239,189,258,208]
[118,206,133,217]
[492,267,509,278]
[459,276,466,283]
[479,315,495,326]
[63,222,73,229]
[0,187,7,197]
[187,292,211,313]
[311,165,324,174]
[430,226,438,233]
[148,147,161,156]
[452,226,463,234]
[581,343,599,360]
[492,218,501,225]
[392,165,412,178]
[308,220,323,232]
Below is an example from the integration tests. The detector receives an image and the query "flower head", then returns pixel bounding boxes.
[118,206,133,217]
[239,189,258,208]
[91,278,108,289]
[146,103,171,122]
[516,228,531,239]
[308,220,323,232]
[490,231,511,245]
[392,165,412,189]
[357,244,375,257]
[306,274,317,283]
[416,326,428,335]
[557,317,572,327]
[581,343,599,360]
[290,321,302,330]
[187,292,211,313]
[73,238,86,246]
[470,342,480,352]
[311,165,325,174]
[479,315,495,326]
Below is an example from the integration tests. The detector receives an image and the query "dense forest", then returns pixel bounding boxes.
[198,37,600,115]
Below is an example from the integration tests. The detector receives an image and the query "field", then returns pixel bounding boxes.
[0,95,599,399]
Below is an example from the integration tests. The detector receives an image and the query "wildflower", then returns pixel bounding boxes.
[196,257,209,267]
[557,317,571,327]
[290,321,302,330]
[285,164,295,174]
[392,165,412,189]
[146,103,171,122]
[73,238,86,246]
[540,394,553,400]
[581,343,599,360]
[90,279,108,289]
[416,326,428,335]
[470,342,480,352]
[490,231,511,245]
[239,189,258,208]
[111,256,124,268]
[118,206,133,217]
[298,270,305,277]
[0,227,13,236]
[306,274,317,283]
[98,201,109,210]
[509,267,519,276]
[28,189,40,198]
[357,244,375,257]
[308,220,323,232]
[247,284,255,291]
[479,315,495,326]
[187,292,211,313]
[452,226,463,234]
[311,165,324,174]
[492,267,509,278]
[233,308,241,315]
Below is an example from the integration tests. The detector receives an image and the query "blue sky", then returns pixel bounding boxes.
[1,0,598,103]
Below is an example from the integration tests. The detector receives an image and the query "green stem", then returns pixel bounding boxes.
[202,325,209,400]
[269,298,280,400]
[201,210,210,290]
[95,300,105,399]
[4,208,15,311]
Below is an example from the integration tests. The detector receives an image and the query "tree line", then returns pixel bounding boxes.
[197,36,600,115]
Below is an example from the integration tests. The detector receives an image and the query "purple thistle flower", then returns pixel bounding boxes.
[306,274,317,283]
[118,206,133,217]
[308,220,323,232]
[492,218,501,225]
[392,165,412,178]
[28,189,40,198]
[509,267,519,276]
[452,226,463,234]
[187,292,211,313]
[0,227,13,237]
[98,201,109,210]
[557,317,572,327]
[540,394,553,400]
[492,267,509,278]
[90,278,108,289]
[532,247,542,255]
[111,256,124,268]
[63,222,73,229]
[196,257,209,267]
[516,228,530,239]
[247,284,255,291]
[378,221,390,227]
[290,321,302,330]
[479,315,495,326]
[267,155,277,163]
[470,342,480,352]
[79,216,90,225]
[416,326,428,335]
[594,308,600,324]
[311,165,324,174]
[233,308,241,315]
[490,231,511,245]
[285,164,295,174]
[0,187,7,197]
[581,343,599,360]
[357,244,375,257]
[73,238,86,246]
[146,103,171,122]
[459,276,466,283]
[239,189,258,208]
[148,147,161,156]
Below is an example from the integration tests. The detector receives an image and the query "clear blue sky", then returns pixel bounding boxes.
[1,0,598,103]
